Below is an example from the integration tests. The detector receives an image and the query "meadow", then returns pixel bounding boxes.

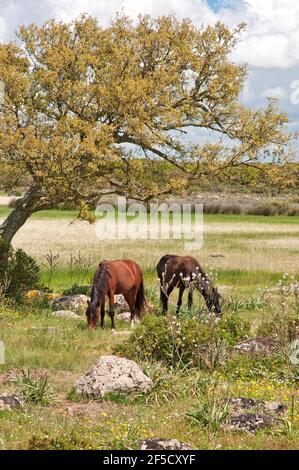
[0,204,299,450]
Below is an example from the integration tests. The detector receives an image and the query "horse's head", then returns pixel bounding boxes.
[86,300,99,329]
[206,287,222,317]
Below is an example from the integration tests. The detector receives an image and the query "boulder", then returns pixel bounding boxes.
[224,397,287,416]
[51,310,81,320]
[116,311,131,323]
[75,355,153,398]
[234,336,275,356]
[51,294,89,312]
[114,295,129,312]
[140,438,193,450]
[224,413,280,433]
[0,395,23,411]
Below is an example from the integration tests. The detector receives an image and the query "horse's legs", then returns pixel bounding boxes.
[124,289,137,327]
[176,286,185,314]
[108,292,116,330]
[188,291,193,310]
[100,299,105,328]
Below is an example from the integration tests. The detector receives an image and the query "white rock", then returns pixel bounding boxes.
[75,355,153,398]
[115,295,129,312]
[51,295,89,312]
[51,310,81,320]
[117,311,131,323]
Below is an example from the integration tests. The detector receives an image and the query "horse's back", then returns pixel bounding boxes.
[156,254,202,282]
[105,259,143,292]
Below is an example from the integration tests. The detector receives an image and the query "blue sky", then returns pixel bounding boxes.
[0,0,298,153]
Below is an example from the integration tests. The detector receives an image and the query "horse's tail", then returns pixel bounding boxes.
[135,279,146,319]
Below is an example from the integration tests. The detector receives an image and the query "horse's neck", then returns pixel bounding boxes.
[198,271,210,298]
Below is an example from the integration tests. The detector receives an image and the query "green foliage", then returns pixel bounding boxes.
[223,353,286,381]
[62,283,91,296]
[0,243,40,296]
[16,370,54,405]
[187,399,230,432]
[28,432,92,450]
[115,313,250,369]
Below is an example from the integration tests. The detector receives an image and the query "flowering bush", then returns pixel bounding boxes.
[115,313,250,369]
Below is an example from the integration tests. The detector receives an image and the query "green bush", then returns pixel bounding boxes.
[115,314,250,369]
[0,241,40,296]
[62,283,91,296]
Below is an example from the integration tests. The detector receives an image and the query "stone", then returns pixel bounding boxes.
[233,336,275,356]
[114,295,129,312]
[116,312,131,323]
[224,413,280,433]
[75,355,153,398]
[224,397,287,416]
[51,294,89,312]
[51,310,81,320]
[0,395,23,411]
[140,438,193,450]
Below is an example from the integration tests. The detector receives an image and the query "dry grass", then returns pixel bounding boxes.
[2,217,298,276]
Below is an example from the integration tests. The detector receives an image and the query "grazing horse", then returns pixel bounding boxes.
[86,259,145,330]
[156,254,222,317]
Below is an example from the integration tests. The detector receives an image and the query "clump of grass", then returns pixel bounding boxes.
[16,370,54,405]
[186,374,230,432]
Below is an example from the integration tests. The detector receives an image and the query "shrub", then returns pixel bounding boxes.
[250,200,299,216]
[115,313,250,369]
[16,370,54,405]
[62,283,91,296]
[7,249,40,295]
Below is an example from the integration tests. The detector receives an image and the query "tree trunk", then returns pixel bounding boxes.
[0,185,44,271]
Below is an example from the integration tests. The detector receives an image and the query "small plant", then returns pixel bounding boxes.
[43,250,60,289]
[68,252,93,286]
[187,399,230,432]
[16,370,54,405]
[187,374,230,432]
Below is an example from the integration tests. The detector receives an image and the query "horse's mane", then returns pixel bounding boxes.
[90,261,111,307]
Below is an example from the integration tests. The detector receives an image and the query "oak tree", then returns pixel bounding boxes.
[0,14,294,266]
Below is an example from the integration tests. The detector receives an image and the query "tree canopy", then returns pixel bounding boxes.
[0,14,294,248]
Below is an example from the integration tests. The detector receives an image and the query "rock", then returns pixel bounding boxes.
[51,294,89,313]
[234,336,275,356]
[225,413,280,433]
[0,395,23,411]
[111,331,131,338]
[116,312,131,323]
[75,355,153,398]
[225,397,287,416]
[114,295,129,312]
[51,310,81,320]
[140,438,193,450]
[263,401,288,415]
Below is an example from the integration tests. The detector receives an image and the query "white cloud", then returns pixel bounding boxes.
[261,86,287,100]
[218,0,299,68]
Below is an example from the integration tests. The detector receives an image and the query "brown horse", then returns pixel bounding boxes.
[86,259,145,330]
[156,254,222,317]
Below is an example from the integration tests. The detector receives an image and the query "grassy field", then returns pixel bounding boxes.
[0,205,299,450]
